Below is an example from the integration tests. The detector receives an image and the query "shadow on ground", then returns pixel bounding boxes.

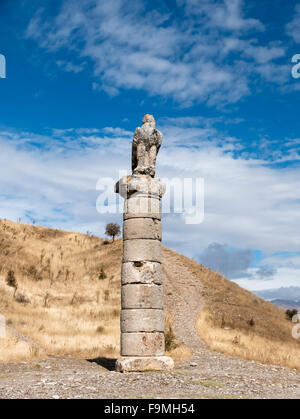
[87,357,117,371]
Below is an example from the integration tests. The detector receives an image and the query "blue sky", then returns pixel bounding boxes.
[0,0,300,298]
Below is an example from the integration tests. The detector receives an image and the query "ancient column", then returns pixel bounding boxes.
[115,114,174,372]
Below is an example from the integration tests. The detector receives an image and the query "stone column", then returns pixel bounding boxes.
[115,115,174,372]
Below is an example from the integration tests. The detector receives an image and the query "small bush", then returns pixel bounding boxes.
[96,326,105,333]
[36,272,43,281]
[286,309,298,321]
[165,324,178,351]
[248,317,255,327]
[26,265,38,280]
[43,293,50,308]
[6,270,18,290]
[99,267,107,280]
[221,316,225,328]
[112,309,119,318]
[232,335,240,345]
[70,292,77,305]
[15,292,30,304]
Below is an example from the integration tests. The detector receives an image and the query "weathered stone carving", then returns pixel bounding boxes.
[131,114,162,178]
[115,114,174,372]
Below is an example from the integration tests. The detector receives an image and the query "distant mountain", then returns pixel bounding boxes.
[270,299,300,310]
[255,286,300,301]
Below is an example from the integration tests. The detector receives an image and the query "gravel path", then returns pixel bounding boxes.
[0,251,300,399]
[163,251,300,399]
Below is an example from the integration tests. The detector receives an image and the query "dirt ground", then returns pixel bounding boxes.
[1,250,300,399]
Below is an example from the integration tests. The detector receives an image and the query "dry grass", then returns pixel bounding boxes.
[0,219,190,363]
[196,310,300,370]
[1,219,299,369]
[164,314,192,360]
[0,219,122,361]
[0,328,43,362]
[164,248,300,370]
[167,345,192,360]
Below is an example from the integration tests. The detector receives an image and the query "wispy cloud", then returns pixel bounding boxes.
[56,60,86,73]
[1,116,299,255]
[0,126,132,234]
[179,0,264,31]
[25,0,289,106]
[286,4,300,43]
[235,267,300,292]
[0,114,299,292]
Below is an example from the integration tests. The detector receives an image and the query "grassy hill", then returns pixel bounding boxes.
[0,219,122,361]
[165,249,300,369]
[0,219,299,369]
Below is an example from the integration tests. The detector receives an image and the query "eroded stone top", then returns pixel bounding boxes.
[142,114,155,127]
[131,114,162,177]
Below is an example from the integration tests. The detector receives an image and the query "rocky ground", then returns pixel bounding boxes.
[0,252,300,399]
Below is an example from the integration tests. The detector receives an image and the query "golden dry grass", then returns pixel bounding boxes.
[164,248,300,370]
[0,219,187,362]
[164,314,192,360]
[1,219,299,369]
[196,310,300,370]
[0,219,122,361]
[0,328,44,362]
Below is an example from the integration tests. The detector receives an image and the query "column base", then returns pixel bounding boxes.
[115,356,174,372]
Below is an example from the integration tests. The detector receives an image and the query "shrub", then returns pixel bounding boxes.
[248,317,255,327]
[233,335,240,345]
[70,292,77,305]
[6,270,18,290]
[15,292,30,304]
[96,326,105,334]
[99,267,107,280]
[165,324,178,351]
[221,316,225,328]
[286,309,298,321]
[43,293,50,308]
[26,265,38,280]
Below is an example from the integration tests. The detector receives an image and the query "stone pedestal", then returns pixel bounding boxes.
[115,175,174,372]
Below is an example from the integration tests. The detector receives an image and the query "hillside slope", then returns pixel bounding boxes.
[163,248,300,369]
[0,219,122,361]
[0,219,299,369]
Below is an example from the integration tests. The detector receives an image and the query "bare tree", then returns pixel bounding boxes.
[105,223,121,242]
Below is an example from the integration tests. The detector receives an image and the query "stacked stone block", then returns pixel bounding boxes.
[115,175,174,372]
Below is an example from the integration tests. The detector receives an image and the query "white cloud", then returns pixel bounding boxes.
[286,4,300,43]
[180,0,264,31]
[260,254,300,270]
[0,127,132,234]
[0,117,299,293]
[234,267,300,292]
[158,118,300,257]
[102,127,133,137]
[56,60,86,73]
[25,0,288,106]
[244,45,285,64]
